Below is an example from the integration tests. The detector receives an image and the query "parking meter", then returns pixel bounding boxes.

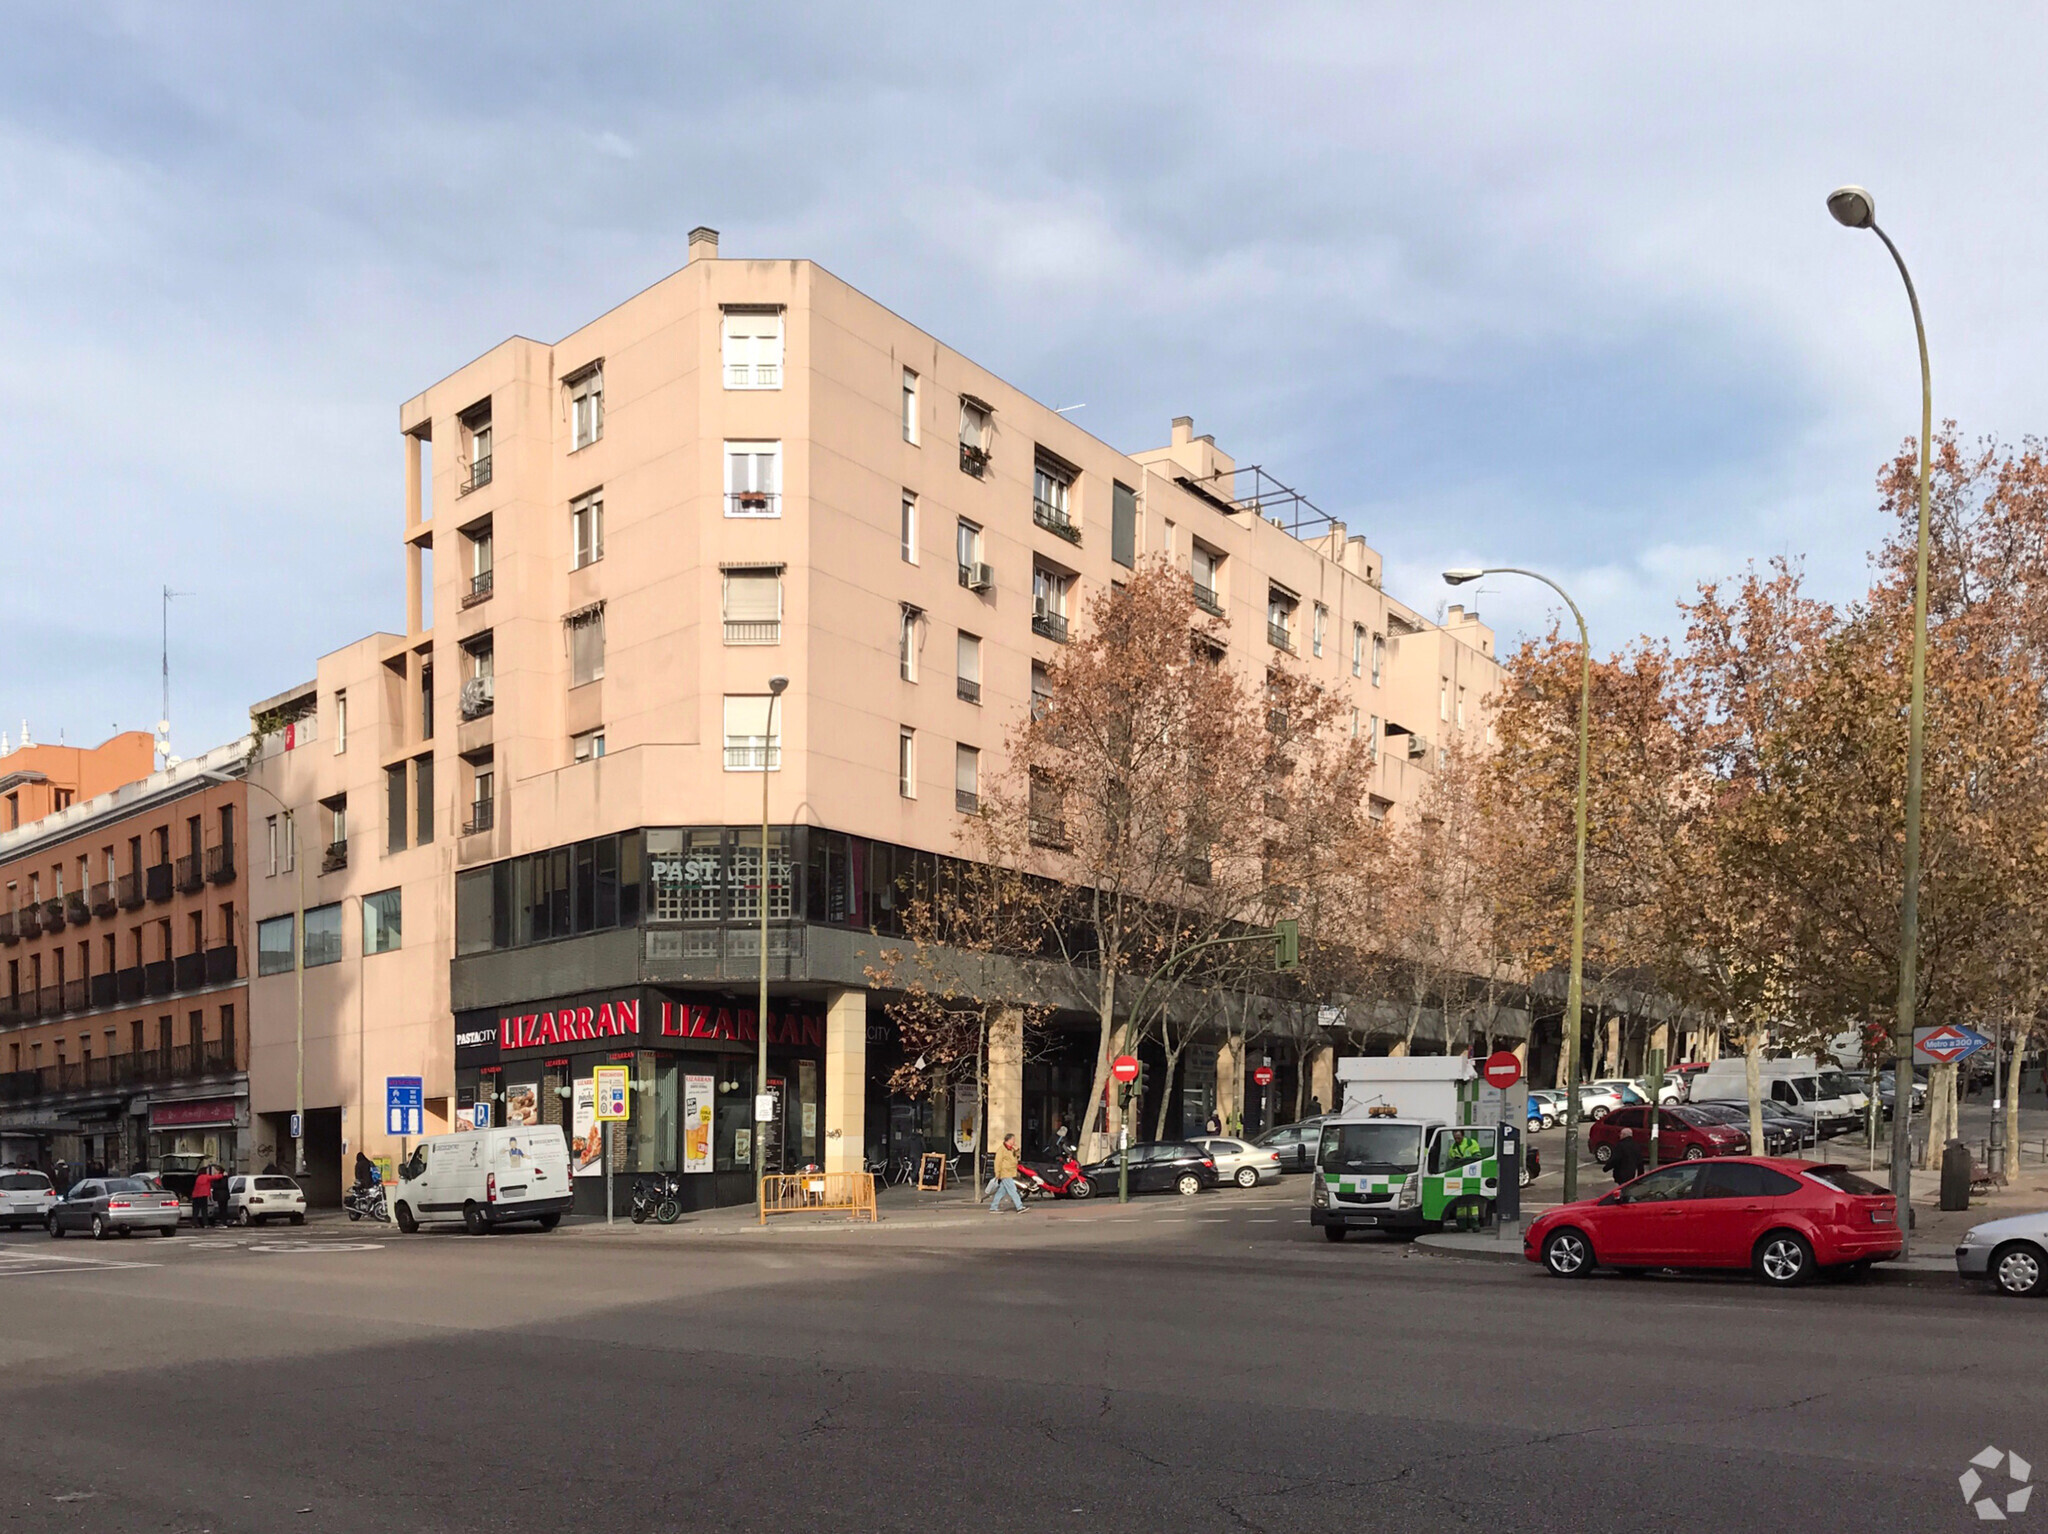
[1496,1120,1521,1223]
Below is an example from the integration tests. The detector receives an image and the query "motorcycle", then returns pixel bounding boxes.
[1016,1155,1093,1200]
[343,1183,390,1223]
[630,1171,683,1225]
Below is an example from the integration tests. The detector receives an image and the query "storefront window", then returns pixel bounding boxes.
[730,829,792,922]
[715,1058,755,1172]
[629,1051,677,1172]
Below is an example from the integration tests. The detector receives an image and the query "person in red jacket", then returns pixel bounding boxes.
[191,1165,217,1227]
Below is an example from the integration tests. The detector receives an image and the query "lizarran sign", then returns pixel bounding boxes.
[462,993,828,1061]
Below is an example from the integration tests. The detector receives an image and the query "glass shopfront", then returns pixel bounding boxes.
[454,988,826,1214]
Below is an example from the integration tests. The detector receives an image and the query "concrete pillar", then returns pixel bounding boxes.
[1216,1039,1244,1131]
[987,1005,1023,1153]
[1310,1045,1334,1117]
[1389,1038,1409,1058]
[1512,1040,1529,1067]
[823,988,867,1175]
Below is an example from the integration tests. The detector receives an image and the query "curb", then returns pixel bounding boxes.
[1415,1232,1960,1284]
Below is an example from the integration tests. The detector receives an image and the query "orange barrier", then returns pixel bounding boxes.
[758,1170,878,1224]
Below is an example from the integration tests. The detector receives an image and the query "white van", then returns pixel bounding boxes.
[1689,1056,1859,1138]
[389,1126,572,1234]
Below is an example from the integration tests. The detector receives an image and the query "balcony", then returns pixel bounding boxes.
[723,744,782,772]
[462,456,493,495]
[174,952,206,991]
[1192,581,1224,618]
[143,960,174,997]
[959,442,989,478]
[41,898,65,932]
[145,863,174,903]
[322,840,349,874]
[117,967,144,1004]
[205,944,239,985]
[16,905,40,939]
[175,852,204,893]
[1032,499,1080,545]
[1028,814,1068,849]
[116,871,144,910]
[1031,610,1069,644]
[65,892,90,926]
[955,788,980,815]
[0,1041,244,1105]
[722,619,781,646]
[1267,620,1295,652]
[957,678,981,705]
[61,979,86,1013]
[90,881,117,917]
[727,491,780,518]
[460,675,495,721]
[37,985,60,1017]
[205,841,235,884]
[463,799,496,837]
[462,568,495,608]
[89,972,116,1008]
[0,911,14,946]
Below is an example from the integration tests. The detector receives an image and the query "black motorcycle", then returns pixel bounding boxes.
[629,1171,682,1225]
[343,1183,390,1223]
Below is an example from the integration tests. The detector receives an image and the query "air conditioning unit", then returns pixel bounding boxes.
[967,561,994,592]
[1407,733,1428,759]
[1033,596,1051,621]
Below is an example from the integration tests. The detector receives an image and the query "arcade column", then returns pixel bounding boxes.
[823,989,867,1176]
[988,1005,1023,1153]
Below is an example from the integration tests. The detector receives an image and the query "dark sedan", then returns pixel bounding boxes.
[1081,1141,1219,1197]
[1685,1101,1807,1157]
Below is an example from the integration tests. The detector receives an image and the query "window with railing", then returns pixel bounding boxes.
[954,744,980,815]
[722,309,783,390]
[460,400,492,494]
[1267,589,1296,652]
[722,694,783,772]
[725,442,781,517]
[958,397,991,477]
[722,567,782,645]
[461,637,495,719]
[1032,566,1070,643]
[1032,457,1078,542]
[1191,544,1224,616]
[572,491,604,569]
[956,631,981,704]
[568,362,604,448]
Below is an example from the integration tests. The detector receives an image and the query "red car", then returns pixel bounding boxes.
[1587,1105,1747,1167]
[1524,1157,1901,1285]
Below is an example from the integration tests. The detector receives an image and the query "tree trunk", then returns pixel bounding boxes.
[1153,1039,1186,1142]
[1079,963,1119,1163]
[2006,1018,2030,1179]
[1743,1028,1765,1157]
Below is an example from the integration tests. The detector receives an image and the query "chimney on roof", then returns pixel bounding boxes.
[688,226,720,263]
[1171,416,1193,447]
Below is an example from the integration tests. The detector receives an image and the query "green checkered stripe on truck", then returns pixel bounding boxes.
[1326,1172,1411,1197]
[1436,1158,1498,1197]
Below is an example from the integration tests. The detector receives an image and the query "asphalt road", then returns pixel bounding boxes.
[0,1182,2038,1533]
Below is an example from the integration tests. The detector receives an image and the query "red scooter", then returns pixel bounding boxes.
[1016,1155,1093,1200]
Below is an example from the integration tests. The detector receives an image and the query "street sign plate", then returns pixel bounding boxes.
[1914,1024,1989,1065]
[1484,1052,1522,1090]
[1110,1054,1141,1084]
[386,1075,424,1137]
[594,1066,630,1121]
[1252,1065,1275,1087]
[472,1102,491,1129]
[289,1112,301,1140]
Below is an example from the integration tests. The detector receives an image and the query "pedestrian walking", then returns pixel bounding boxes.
[212,1167,231,1225]
[192,1165,216,1226]
[988,1134,1025,1214]
[1610,1128,1643,1184]
[1204,1110,1222,1135]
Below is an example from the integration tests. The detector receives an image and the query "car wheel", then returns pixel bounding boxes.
[47,1215,61,1239]
[1592,1143,1613,1165]
[91,1214,108,1241]
[1176,1173,1201,1196]
[538,1212,562,1231]
[394,1202,419,1234]
[1683,1146,1706,1161]
[1519,1165,1535,1188]
[1589,1105,1610,1121]
[235,1207,251,1227]
[1324,1225,1347,1242]
[1069,1177,1093,1200]
[1542,1227,1595,1277]
[1235,1167,1259,1189]
[1541,1115,1556,1131]
[1991,1242,2047,1297]
[159,1225,177,1238]
[1753,1229,1813,1287]
[463,1202,487,1235]
[290,1213,305,1226]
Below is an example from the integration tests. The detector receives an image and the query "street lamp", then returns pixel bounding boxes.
[754,676,789,1209]
[201,768,304,1177]
[1828,183,1932,1249]
[1444,566,1592,1202]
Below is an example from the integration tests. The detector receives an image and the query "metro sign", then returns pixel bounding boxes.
[1914,1024,1989,1066]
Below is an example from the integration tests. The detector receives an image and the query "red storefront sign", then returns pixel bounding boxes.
[498,998,642,1050]
[150,1098,239,1129]
[660,1002,825,1049]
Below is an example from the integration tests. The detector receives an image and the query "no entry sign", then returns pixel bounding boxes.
[1252,1065,1275,1087]
[1483,1051,1523,1090]
[1110,1054,1141,1084]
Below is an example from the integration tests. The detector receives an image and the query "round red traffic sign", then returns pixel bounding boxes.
[1483,1051,1523,1090]
[1110,1054,1141,1084]
[1252,1065,1275,1087]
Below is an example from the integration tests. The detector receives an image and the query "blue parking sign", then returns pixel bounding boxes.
[386,1076,424,1137]
[473,1102,491,1129]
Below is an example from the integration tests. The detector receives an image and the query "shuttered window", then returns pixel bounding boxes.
[722,569,781,644]
[722,310,784,389]
[1111,480,1137,568]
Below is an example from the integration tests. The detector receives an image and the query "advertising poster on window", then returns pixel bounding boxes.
[683,1074,714,1173]
[953,1082,979,1153]
[504,1081,539,1127]
[572,1078,601,1178]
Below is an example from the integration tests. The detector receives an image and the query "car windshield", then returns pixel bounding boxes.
[1669,1108,1714,1128]
[1787,1076,1820,1102]
[0,1173,50,1190]
[1318,1123,1422,1174]
[1818,1072,1860,1097]
[1804,1165,1889,1195]
[104,1178,150,1193]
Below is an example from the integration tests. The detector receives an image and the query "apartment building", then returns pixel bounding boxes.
[0,731,156,833]
[250,227,1505,1208]
[0,743,250,1174]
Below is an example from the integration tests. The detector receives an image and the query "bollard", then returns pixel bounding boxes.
[1939,1138,1972,1212]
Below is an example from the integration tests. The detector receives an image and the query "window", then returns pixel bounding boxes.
[1032,565,1071,642]
[303,903,343,968]
[722,567,782,645]
[567,606,605,687]
[1440,678,1450,723]
[266,816,279,877]
[1160,517,1175,558]
[572,729,607,762]
[958,397,991,475]
[346,889,402,960]
[1111,481,1137,568]
[468,767,495,834]
[956,632,981,704]
[1368,716,1380,759]
[898,728,916,798]
[1312,604,1328,658]
[722,309,783,389]
[281,811,295,872]
[467,523,494,601]
[1352,625,1365,677]
[386,764,408,856]
[954,744,980,814]
[256,915,295,976]
[725,442,781,517]
[568,364,604,449]
[571,491,604,568]
[901,368,919,443]
[722,694,782,771]
[1032,457,1075,538]
[333,690,348,753]
[415,753,434,843]
[956,519,983,580]
[1457,685,1467,728]
[1367,794,1391,823]
[1030,663,1052,721]
[461,401,492,492]
[899,606,921,682]
[1267,590,1296,651]
[1371,633,1385,687]
[1190,544,1223,614]
[899,492,917,564]
[1614,1164,1705,1204]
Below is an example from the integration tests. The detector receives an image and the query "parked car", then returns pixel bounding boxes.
[1529,1091,1564,1130]
[1576,1086,1624,1121]
[1594,1077,1680,1107]
[1080,1141,1219,1197]
[1683,1100,1805,1157]
[1955,1210,2048,1296]
[224,1174,308,1227]
[1251,1118,1326,1172]
[0,1170,56,1230]
[390,1125,572,1234]
[1195,1137,1283,1189]
[48,1177,182,1239]
[1525,1158,1901,1286]
[1588,1106,1748,1166]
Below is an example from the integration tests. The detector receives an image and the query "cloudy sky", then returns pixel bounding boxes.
[2,5,2043,756]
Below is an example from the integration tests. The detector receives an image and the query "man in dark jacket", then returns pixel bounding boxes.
[1610,1129,1644,1184]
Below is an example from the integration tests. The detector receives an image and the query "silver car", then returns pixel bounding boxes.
[49,1177,182,1239]
[1196,1137,1284,1188]
[1956,1210,2048,1296]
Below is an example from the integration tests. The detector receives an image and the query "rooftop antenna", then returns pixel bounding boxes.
[1053,403,1087,415]
[159,586,189,771]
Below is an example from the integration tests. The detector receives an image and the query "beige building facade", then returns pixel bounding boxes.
[249,228,1504,1206]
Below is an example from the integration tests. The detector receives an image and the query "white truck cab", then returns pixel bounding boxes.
[390,1126,572,1235]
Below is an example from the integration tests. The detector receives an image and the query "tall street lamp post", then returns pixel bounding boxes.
[1445,567,1592,1202]
[1828,184,1931,1249]
[202,768,304,1177]
[754,676,789,1209]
